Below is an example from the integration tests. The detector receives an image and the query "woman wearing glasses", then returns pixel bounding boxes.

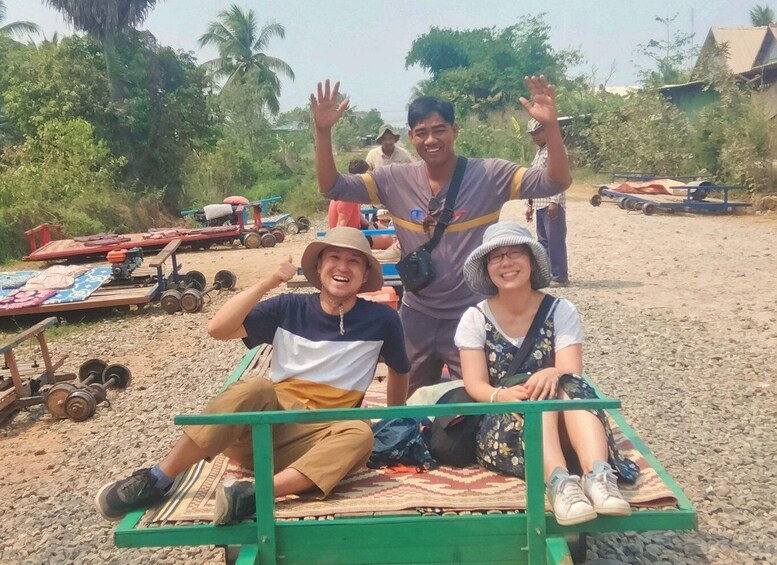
[454,221,638,526]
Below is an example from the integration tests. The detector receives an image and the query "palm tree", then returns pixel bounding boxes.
[43,0,160,101]
[0,0,39,38]
[749,4,775,26]
[199,4,294,116]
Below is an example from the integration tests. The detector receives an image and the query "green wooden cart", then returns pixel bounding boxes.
[114,348,696,564]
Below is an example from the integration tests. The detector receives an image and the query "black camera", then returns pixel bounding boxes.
[396,244,436,293]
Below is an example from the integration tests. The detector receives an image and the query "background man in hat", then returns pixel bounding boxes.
[366,123,415,170]
[524,118,569,286]
[94,228,410,525]
[310,77,571,394]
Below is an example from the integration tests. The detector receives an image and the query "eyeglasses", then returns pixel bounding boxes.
[486,248,529,265]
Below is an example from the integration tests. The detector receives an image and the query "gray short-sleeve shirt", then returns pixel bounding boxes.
[326,158,567,319]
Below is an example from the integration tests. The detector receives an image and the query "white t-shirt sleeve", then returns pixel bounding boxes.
[454,306,487,349]
[553,299,583,351]
[454,298,583,352]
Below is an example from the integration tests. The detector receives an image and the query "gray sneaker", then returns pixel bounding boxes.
[213,479,257,525]
[546,475,597,526]
[582,469,632,516]
[95,468,169,521]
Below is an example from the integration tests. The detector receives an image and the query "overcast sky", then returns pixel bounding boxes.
[5,0,761,124]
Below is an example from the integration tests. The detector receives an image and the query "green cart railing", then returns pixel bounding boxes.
[114,349,696,564]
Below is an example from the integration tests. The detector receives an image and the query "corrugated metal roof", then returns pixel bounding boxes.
[708,27,769,73]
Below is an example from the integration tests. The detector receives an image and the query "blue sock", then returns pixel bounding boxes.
[592,460,611,475]
[149,465,174,491]
[547,467,569,489]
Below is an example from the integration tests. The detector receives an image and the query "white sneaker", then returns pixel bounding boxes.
[582,469,632,517]
[546,475,597,526]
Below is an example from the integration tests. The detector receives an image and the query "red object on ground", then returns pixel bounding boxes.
[607,181,674,195]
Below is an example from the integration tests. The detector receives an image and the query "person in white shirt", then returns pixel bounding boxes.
[455,221,637,526]
[365,124,414,170]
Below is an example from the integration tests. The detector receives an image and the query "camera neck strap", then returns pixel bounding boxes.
[504,294,557,377]
[427,156,468,250]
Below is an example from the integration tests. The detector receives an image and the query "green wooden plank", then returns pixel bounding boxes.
[114,508,695,552]
[545,536,573,565]
[115,521,258,548]
[252,424,277,565]
[175,397,621,427]
[524,412,547,565]
[273,517,527,564]
[115,509,144,536]
[235,545,259,565]
[221,346,266,391]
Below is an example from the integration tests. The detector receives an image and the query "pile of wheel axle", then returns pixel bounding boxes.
[160,269,238,314]
[45,359,131,422]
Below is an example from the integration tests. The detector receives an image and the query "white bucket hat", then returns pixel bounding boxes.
[301,227,383,292]
[463,222,551,294]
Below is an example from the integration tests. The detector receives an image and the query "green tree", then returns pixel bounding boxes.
[407,16,582,118]
[584,91,696,175]
[199,4,294,116]
[749,4,775,25]
[2,32,214,197]
[275,105,312,132]
[2,35,111,138]
[42,0,159,101]
[0,0,39,39]
[637,14,697,87]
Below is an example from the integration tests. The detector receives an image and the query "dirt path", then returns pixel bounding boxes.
[1,184,775,564]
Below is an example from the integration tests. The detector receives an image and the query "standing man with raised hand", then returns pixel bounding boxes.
[310,77,571,394]
[524,118,569,286]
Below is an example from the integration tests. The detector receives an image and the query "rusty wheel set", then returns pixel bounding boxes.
[46,359,132,422]
[160,269,238,314]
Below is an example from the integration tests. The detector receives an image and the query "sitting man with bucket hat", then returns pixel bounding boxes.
[94,227,411,525]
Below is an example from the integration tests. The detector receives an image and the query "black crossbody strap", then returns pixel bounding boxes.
[505,294,557,376]
[427,156,468,250]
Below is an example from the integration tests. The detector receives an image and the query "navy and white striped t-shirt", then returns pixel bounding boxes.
[242,293,410,409]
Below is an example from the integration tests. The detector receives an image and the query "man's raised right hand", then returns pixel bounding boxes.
[310,79,349,130]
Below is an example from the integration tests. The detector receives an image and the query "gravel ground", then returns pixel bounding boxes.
[1,187,775,564]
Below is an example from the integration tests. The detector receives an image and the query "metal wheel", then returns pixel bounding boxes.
[180,289,204,313]
[102,364,132,388]
[597,186,608,196]
[46,383,77,419]
[260,233,277,247]
[643,203,657,216]
[215,270,238,290]
[65,390,97,422]
[243,232,261,249]
[618,197,629,210]
[78,358,108,382]
[183,271,206,291]
[296,216,311,232]
[160,289,182,314]
[271,229,285,243]
[590,194,602,207]
[284,220,300,235]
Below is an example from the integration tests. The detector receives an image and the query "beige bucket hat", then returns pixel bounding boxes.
[301,227,383,292]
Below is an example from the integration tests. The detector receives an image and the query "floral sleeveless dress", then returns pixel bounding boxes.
[475,302,639,484]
